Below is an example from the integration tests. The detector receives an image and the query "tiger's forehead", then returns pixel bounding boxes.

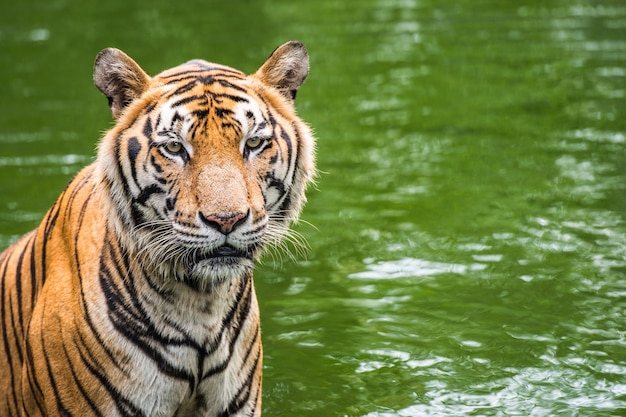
[152,73,271,142]
[155,99,266,134]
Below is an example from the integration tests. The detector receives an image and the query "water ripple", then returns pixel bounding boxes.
[0,154,91,167]
[349,258,475,280]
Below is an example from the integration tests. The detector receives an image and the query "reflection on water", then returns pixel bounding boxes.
[350,258,472,279]
[0,153,90,167]
[1,0,626,415]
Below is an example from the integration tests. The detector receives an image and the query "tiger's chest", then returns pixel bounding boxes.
[16,222,261,417]
[84,252,262,416]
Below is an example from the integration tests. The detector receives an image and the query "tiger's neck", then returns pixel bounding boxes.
[98,226,258,338]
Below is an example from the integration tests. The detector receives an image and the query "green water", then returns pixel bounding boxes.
[1,1,625,416]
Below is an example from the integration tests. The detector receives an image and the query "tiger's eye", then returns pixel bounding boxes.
[246,137,263,149]
[165,141,183,154]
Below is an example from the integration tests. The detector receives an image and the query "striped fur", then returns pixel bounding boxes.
[0,41,315,417]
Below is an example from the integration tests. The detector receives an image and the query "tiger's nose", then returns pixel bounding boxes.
[199,211,249,235]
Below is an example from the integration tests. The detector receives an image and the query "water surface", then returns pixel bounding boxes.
[1,1,625,416]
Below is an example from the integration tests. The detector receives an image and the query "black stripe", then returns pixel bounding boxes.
[214,107,234,118]
[171,92,206,108]
[144,101,157,114]
[113,135,136,227]
[227,278,253,353]
[130,204,146,226]
[28,231,38,310]
[241,324,260,368]
[191,109,209,119]
[36,300,75,416]
[170,79,199,97]
[150,154,163,173]
[212,276,250,353]
[23,336,46,415]
[142,116,153,140]
[219,345,261,417]
[9,290,23,367]
[165,197,176,212]
[278,122,303,215]
[40,198,62,286]
[135,184,164,205]
[61,338,105,417]
[213,92,249,103]
[215,78,247,93]
[170,110,184,126]
[127,137,142,188]
[201,275,253,380]
[279,127,294,165]
[13,240,27,329]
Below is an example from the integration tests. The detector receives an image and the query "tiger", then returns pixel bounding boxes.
[0,40,316,417]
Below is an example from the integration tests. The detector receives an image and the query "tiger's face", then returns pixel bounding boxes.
[93,43,315,289]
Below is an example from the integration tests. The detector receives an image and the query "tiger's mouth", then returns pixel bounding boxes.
[183,243,256,288]
[193,244,254,264]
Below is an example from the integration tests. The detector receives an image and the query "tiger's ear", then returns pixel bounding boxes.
[254,41,309,102]
[94,48,151,119]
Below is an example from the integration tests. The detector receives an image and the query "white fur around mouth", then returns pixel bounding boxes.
[185,257,255,290]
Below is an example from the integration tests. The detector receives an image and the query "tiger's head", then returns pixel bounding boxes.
[93,41,315,289]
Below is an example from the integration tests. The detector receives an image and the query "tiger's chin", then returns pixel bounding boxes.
[150,244,258,292]
[186,257,255,290]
